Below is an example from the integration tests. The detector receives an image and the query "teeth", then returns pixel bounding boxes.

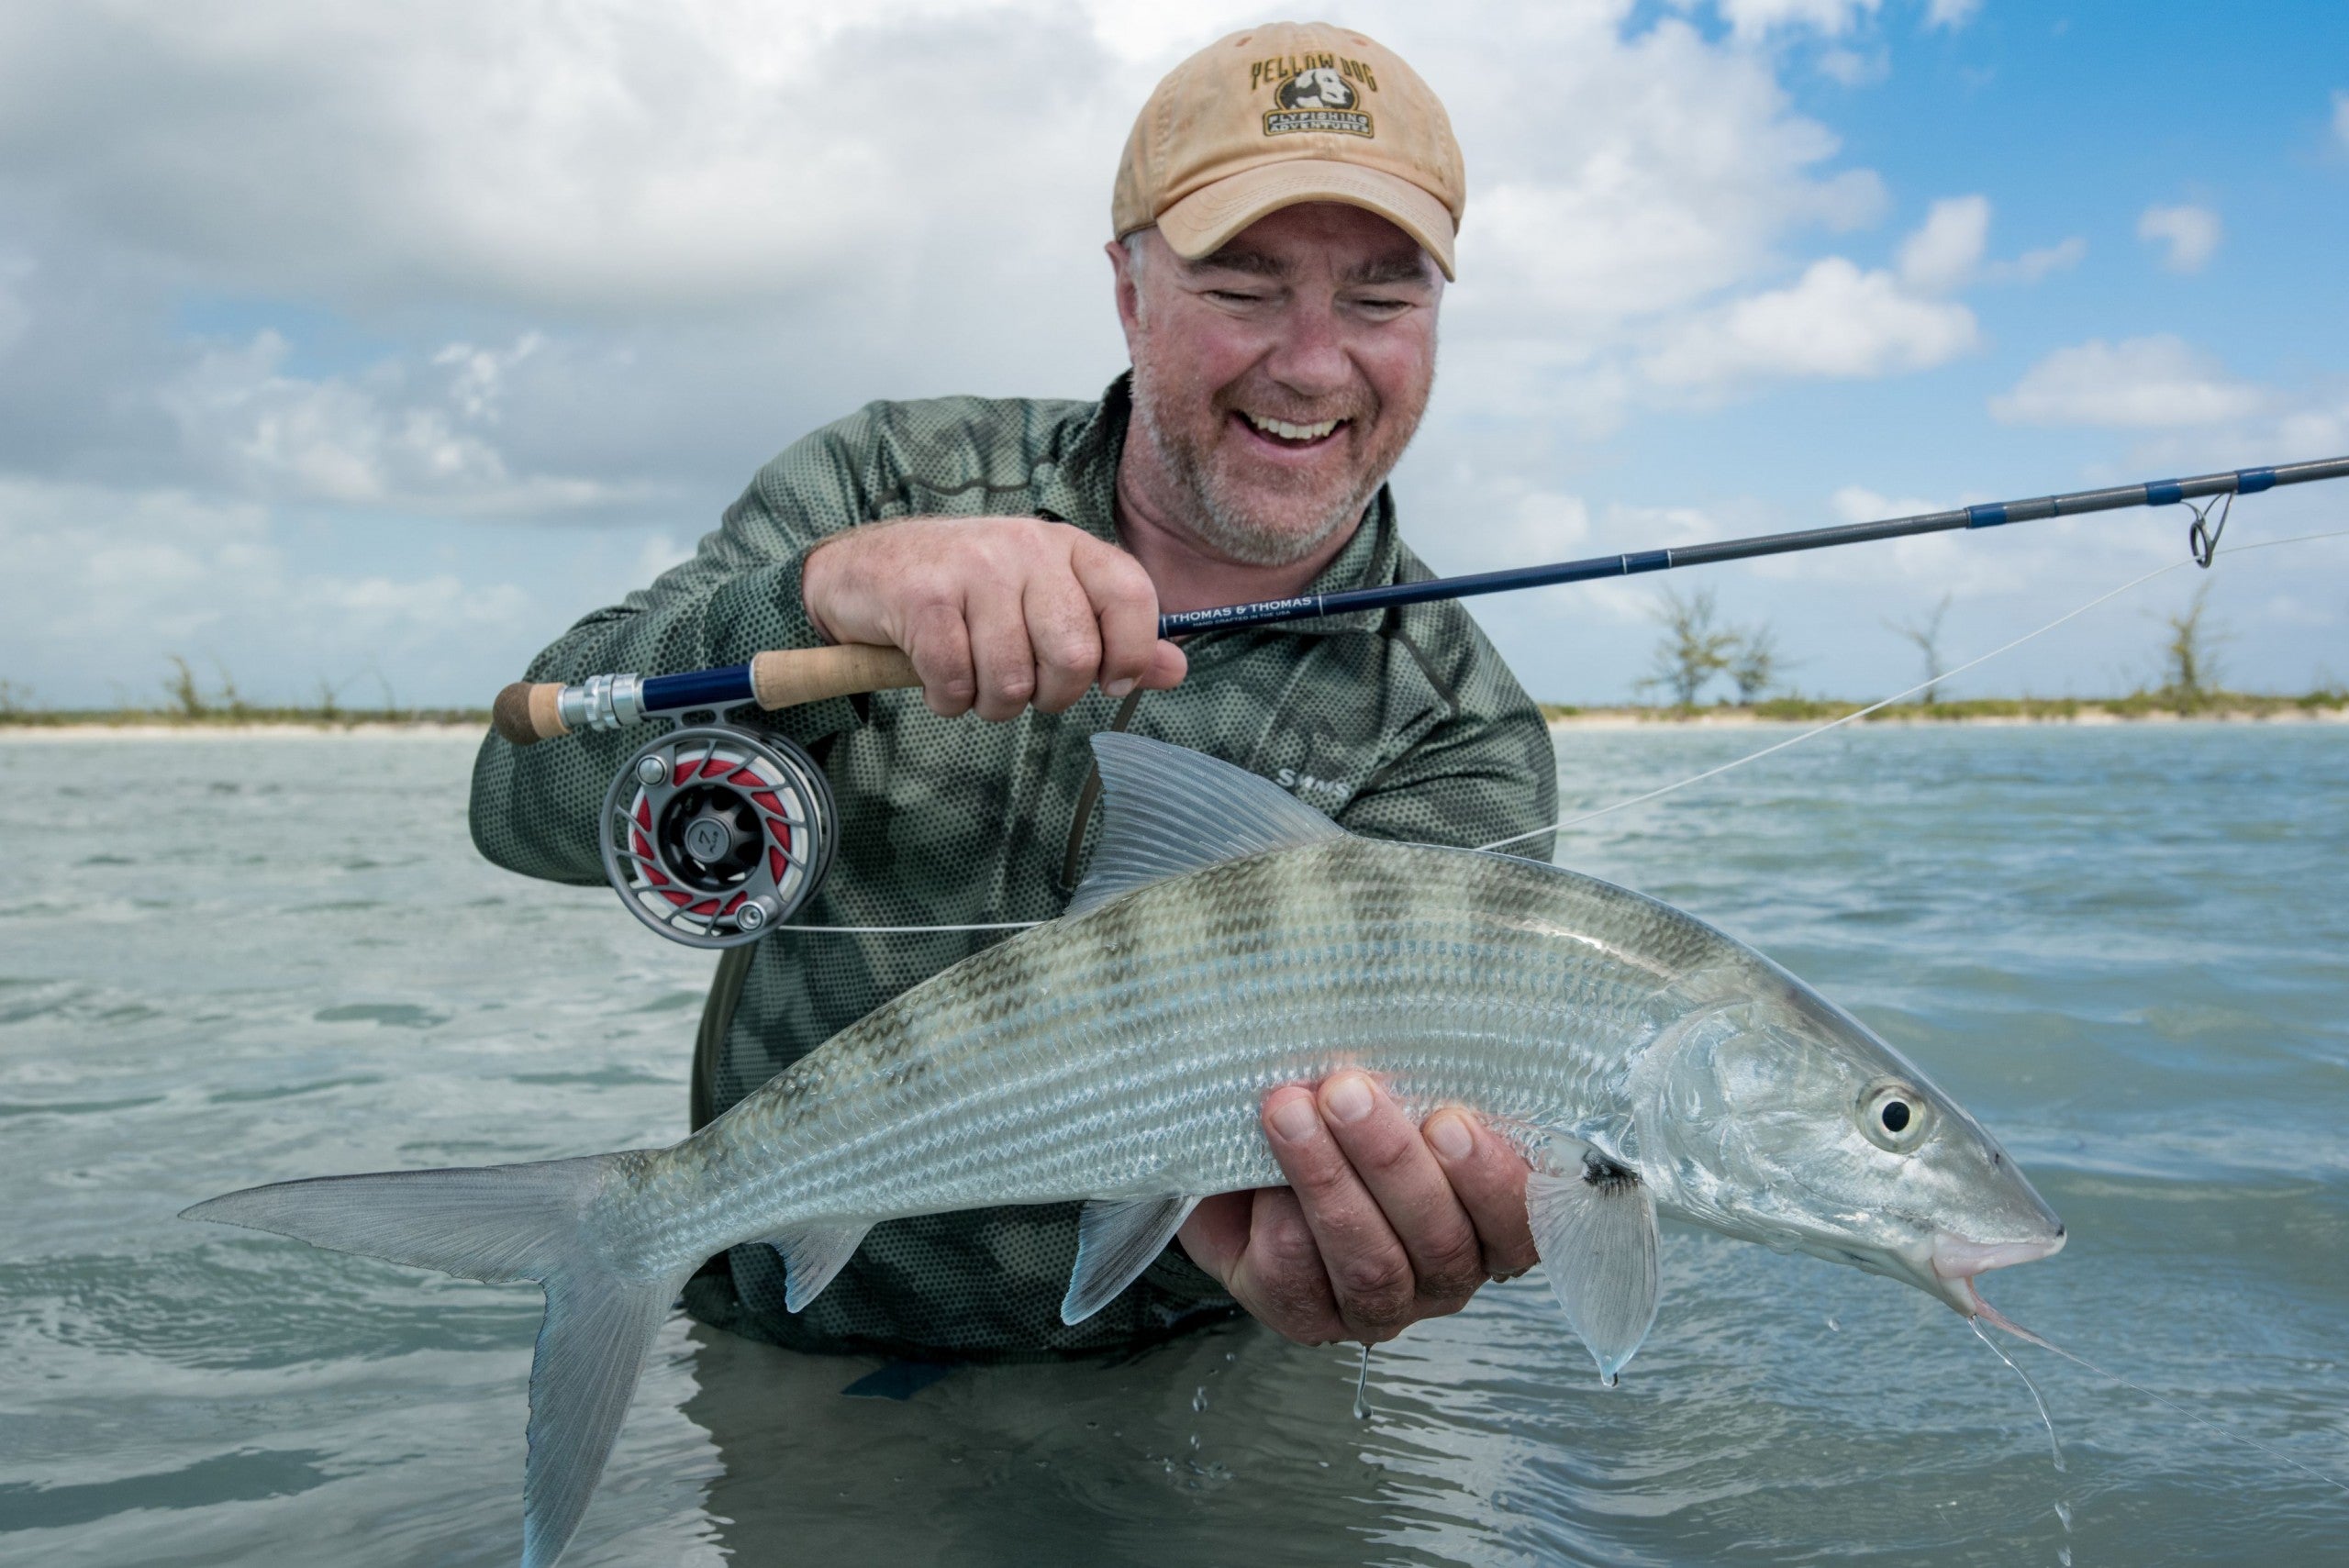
[1245,412,1341,441]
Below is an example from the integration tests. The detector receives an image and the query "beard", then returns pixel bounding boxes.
[1127,338,1423,570]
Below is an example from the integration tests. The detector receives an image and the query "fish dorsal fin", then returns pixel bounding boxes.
[1529,1152,1661,1385]
[1066,734,1346,917]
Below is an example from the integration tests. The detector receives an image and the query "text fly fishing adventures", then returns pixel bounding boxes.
[184,461,2349,1566]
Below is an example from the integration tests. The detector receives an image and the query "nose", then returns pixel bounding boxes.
[1260,298,1351,402]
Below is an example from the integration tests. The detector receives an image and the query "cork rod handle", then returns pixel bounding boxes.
[490,644,923,748]
[749,644,919,709]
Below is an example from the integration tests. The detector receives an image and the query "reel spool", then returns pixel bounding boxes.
[596,723,837,949]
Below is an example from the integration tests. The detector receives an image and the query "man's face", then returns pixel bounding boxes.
[1111,203,1443,567]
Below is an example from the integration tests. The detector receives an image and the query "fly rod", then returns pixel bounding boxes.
[492,452,2349,749]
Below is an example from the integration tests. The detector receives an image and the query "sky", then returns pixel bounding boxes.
[1,0,2344,710]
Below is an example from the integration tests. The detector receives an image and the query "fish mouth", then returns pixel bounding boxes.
[1928,1229,2066,1326]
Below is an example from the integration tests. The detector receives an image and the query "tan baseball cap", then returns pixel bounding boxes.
[1111,22,1465,280]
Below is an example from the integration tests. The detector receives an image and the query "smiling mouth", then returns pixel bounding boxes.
[1234,410,1348,450]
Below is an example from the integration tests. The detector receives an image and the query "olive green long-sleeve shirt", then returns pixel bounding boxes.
[469,375,1556,1359]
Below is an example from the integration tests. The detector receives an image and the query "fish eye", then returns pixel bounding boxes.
[1858,1081,1932,1152]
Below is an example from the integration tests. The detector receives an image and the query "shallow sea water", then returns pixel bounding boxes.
[1,723,2343,1565]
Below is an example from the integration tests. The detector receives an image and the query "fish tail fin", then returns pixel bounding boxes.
[183,1155,685,1568]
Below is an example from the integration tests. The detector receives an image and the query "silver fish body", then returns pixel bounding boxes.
[185,735,2065,1568]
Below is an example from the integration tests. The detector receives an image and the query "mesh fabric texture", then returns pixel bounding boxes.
[468,376,1557,1359]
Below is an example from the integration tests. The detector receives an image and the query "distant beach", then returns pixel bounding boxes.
[4,693,2344,739]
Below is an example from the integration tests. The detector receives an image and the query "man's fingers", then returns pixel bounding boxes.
[1422,1109,1540,1278]
[1263,1084,1416,1340]
[1230,1188,1348,1344]
[1023,569,1102,714]
[1141,639,1187,692]
[963,580,1038,723]
[1317,1073,1487,1309]
[901,599,977,718]
[1068,538,1162,699]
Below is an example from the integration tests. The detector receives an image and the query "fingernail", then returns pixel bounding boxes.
[1268,1094,1319,1142]
[1425,1112,1474,1162]
[1323,1073,1374,1125]
[1105,677,1135,698]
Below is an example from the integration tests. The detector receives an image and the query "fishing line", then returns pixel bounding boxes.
[1978,1315,2349,1496]
[1970,1316,2065,1473]
[774,526,2349,933]
[1476,525,2349,855]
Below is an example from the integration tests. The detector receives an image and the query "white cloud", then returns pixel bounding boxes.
[1715,0,1881,39]
[158,330,611,512]
[0,477,534,702]
[1987,235,2086,284]
[1989,336,2267,428]
[1897,195,1988,292]
[2137,203,2221,273]
[1831,484,1941,523]
[1924,0,1981,28]
[1644,255,1978,388]
[0,252,29,356]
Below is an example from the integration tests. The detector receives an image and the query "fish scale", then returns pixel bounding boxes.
[618,840,1709,1280]
[184,733,2062,1568]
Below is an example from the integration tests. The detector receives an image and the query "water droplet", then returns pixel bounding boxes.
[1189,1433,1201,1450]
[2054,1500,2072,1531]
[1191,1385,1208,1413]
[1825,1315,1840,1331]
[2058,1550,2071,1567]
[1352,1342,1373,1420]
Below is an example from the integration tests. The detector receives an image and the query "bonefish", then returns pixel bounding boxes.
[185,734,2065,1567]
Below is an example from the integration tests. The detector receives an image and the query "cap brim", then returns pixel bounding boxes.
[1155,161,1456,281]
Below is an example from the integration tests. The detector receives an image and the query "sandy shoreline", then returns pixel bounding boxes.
[0,722,486,741]
[3,708,2342,740]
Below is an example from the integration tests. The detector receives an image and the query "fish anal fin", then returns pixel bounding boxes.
[1062,1195,1199,1324]
[1529,1153,1661,1385]
[763,1222,872,1313]
[1066,735,1345,917]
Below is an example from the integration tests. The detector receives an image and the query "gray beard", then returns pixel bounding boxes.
[1128,361,1376,570]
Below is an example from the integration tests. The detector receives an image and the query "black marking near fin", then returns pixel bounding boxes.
[1065,735,1346,917]
[1528,1152,1662,1385]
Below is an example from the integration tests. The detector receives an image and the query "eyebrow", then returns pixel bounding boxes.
[1185,247,1436,288]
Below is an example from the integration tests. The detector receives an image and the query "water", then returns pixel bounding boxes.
[2,723,2343,1564]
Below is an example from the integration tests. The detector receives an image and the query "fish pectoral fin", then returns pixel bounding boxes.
[763,1222,873,1313]
[1528,1154,1661,1386]
[1062,1195,1200,1325]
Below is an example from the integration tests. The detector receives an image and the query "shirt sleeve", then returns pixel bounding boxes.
[467,406,895,885]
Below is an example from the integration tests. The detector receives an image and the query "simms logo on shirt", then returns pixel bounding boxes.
[1250,52,1378,139]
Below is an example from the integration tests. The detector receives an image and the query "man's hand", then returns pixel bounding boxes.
[1177,1073,1538,1345]
[800,516,1187,721]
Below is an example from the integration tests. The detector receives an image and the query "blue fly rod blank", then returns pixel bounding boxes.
[1160,454,2349,635]
[491,453,2349,746]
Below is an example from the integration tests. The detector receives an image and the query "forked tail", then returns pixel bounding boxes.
[183,1155,687,1568]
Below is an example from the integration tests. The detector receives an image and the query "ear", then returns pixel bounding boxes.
[1107,236,1145,350]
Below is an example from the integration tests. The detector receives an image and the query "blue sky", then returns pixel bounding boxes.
[1,0,2343,710]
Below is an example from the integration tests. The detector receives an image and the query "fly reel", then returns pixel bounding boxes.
[596,723,837,949]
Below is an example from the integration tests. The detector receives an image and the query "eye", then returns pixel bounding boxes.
[1858,1081,1932,1152]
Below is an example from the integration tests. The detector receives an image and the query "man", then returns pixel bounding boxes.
[470,21,1556,1361]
